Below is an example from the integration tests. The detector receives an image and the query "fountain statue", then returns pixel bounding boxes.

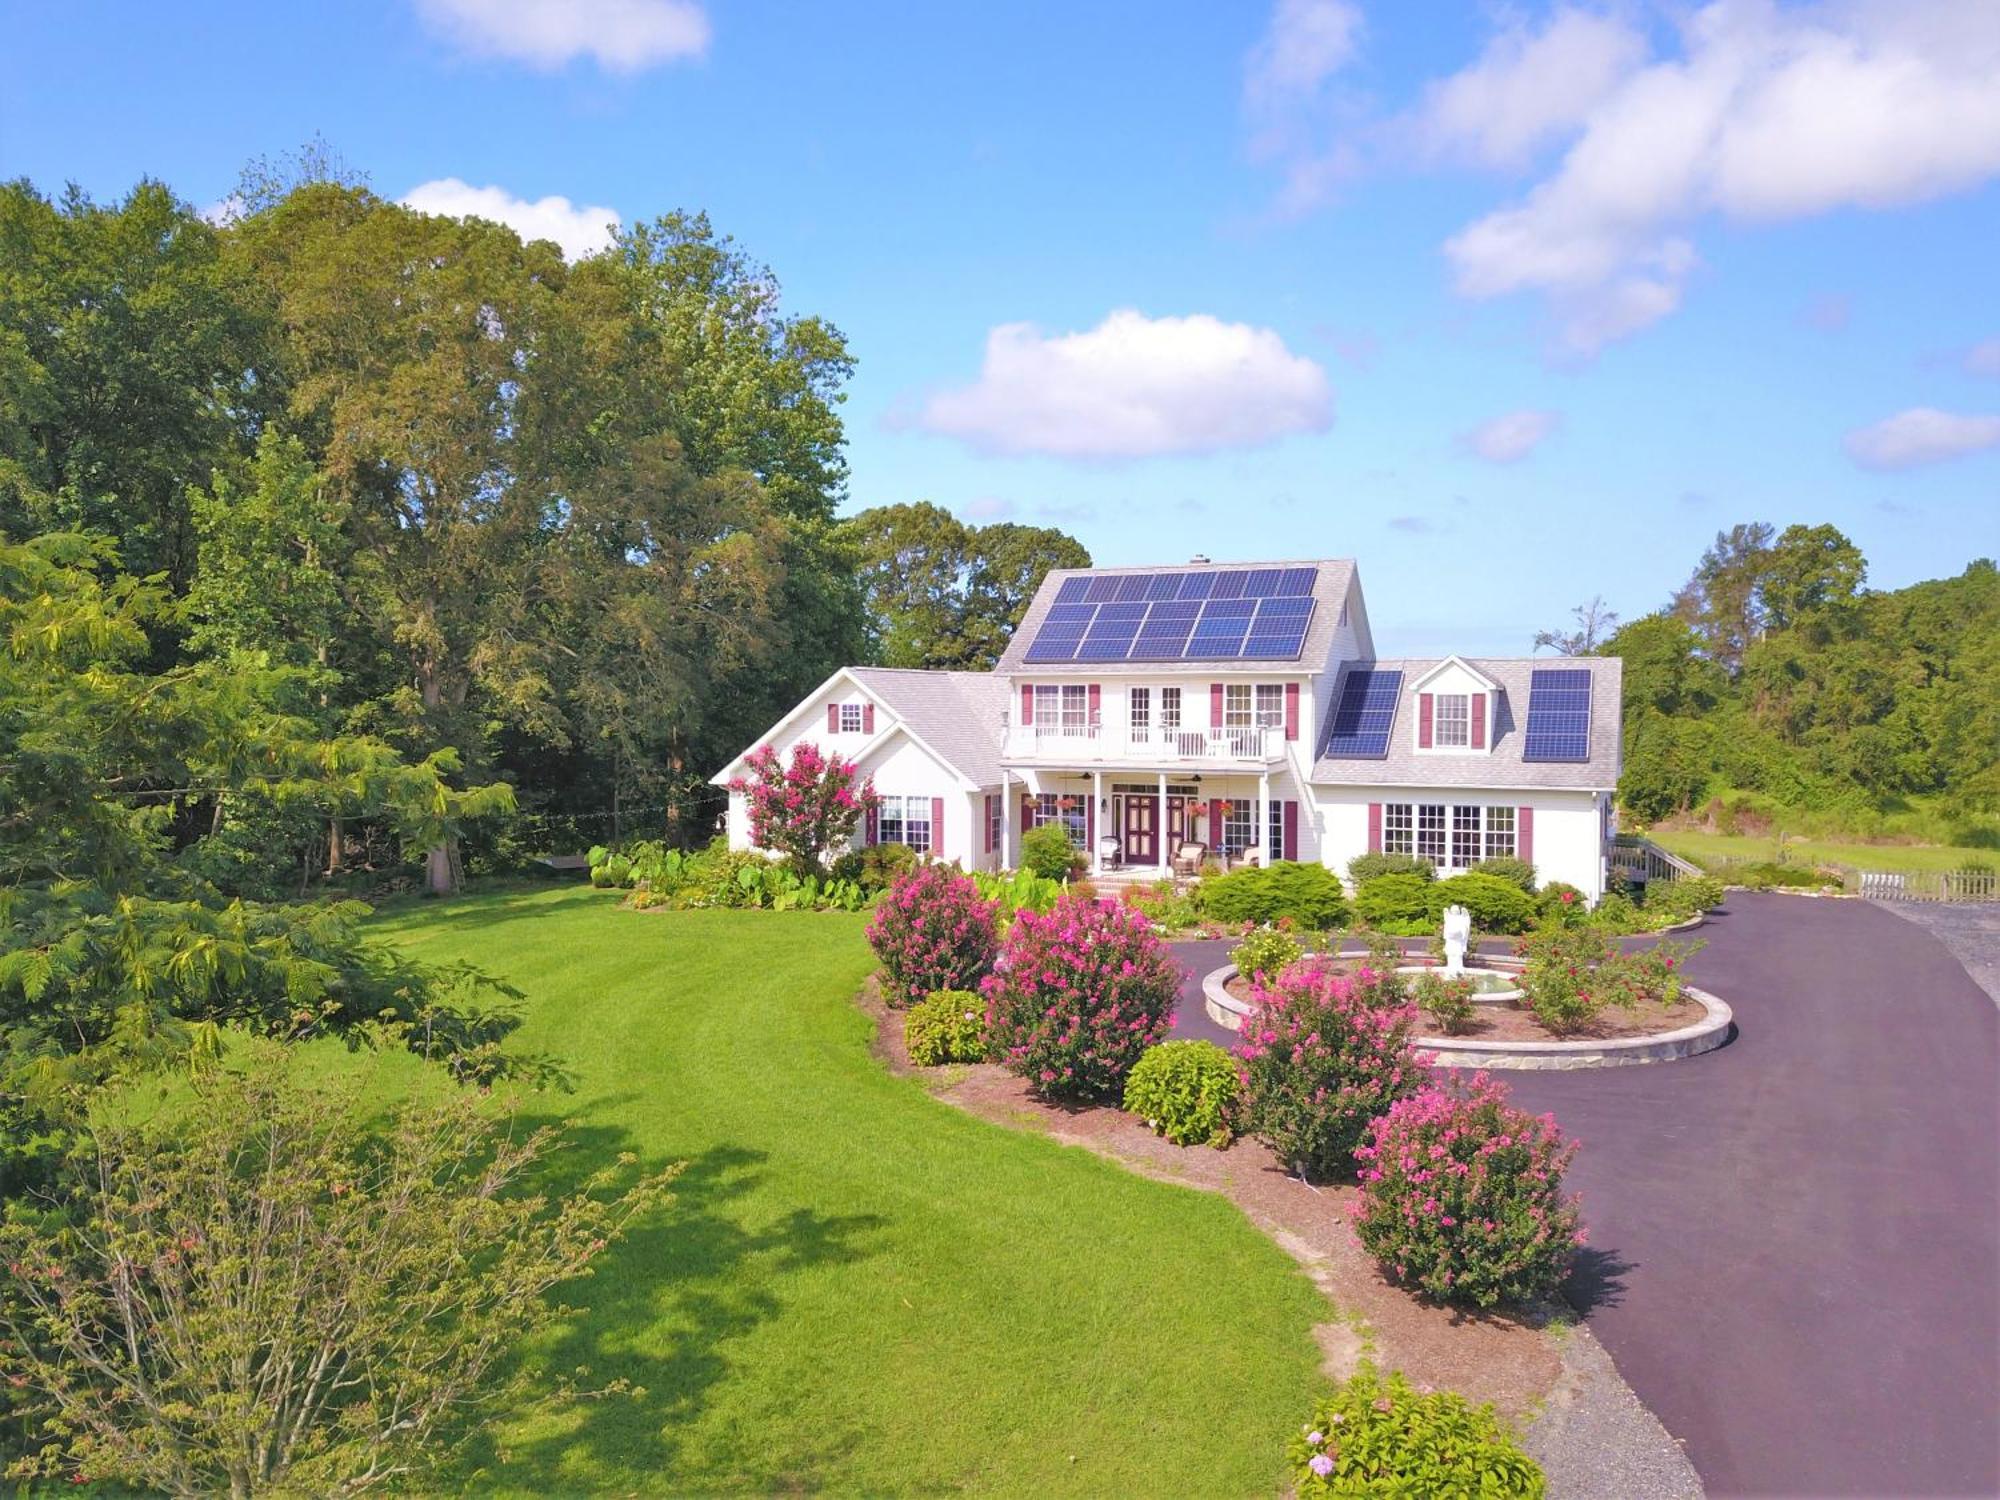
[1440,904,1472,977]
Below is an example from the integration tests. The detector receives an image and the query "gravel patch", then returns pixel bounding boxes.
[1871,899,2000,1008]
[1524,1322,1703,1499]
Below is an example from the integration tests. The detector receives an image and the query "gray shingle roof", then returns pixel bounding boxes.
[850,667,1008,787]
[993,558,1359,675]
[1309,657,1623,790]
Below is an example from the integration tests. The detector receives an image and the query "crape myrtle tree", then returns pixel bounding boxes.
[0,1042,677,1498]
[727,741,876,876]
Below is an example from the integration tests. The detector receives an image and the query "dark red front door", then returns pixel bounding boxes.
[1123,795,1159,864]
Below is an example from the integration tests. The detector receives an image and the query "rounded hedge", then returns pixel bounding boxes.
[1427,872,1539,934]
[1353,872,1434,929]
[1122,1040,1241,1147]
[1199,861,1349,927]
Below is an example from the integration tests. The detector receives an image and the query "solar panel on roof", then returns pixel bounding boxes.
[1130,600,1199,659]
[1244,568,1282,597]
[1522,668,1592,761]
[1083,575,1121,603]
[1144,573,1184,601]
[1113,574,1152,602]
[1184,596,1254,657]
[1175,572,1216,601]
[1322,669,1403,757]
[1022,566,1324,662]
[1208,569,1249,600]
[1275,567,1316,597]
[1074,601,1146,660]
[1054,576,1090,604]
[1241,596,1316,659]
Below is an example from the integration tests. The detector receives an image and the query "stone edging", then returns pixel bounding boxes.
[1202,963,1734,1071]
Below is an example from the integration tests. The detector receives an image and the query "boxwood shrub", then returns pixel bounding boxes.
[1122,1040,1241,1147]
[1346,851,1434,886]
[1199,861,1349,927]
[1427,872,1539,934]
[1352,873,1434,932]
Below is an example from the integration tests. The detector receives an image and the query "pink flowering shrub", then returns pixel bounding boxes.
[1234,965,1425,1181]
[981,890,1179,1101]
[867,865,1001,1008]
[1353,1072,1583,1308]
[727,741,876,876]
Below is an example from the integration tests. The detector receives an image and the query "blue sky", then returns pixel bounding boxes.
[3,0,1997,655]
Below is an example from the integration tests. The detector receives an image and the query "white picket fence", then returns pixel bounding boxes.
[1858,868,2000,904]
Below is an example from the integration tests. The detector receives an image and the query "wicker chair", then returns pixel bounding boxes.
[1172,840,1207,877]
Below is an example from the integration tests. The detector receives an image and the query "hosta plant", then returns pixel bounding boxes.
[1122,1040,1240,1147]
[1234,964,1424,1181]
[1353,1072,1583,1308]
[982,890,1178,1101]
[866,865,1000,1008]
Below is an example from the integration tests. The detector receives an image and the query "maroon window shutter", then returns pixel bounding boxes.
[1518,806,1534,865]
[865,803,878,846]
[1282,800,1298,861]
[1418,693,1434,749]
[1020,685,1034,727]
[1470,693,1486,749]
[1022,794,1035,831]
[932,797,945,856]
[1087,683,1101,726]
[1284,682,1300,741]
[1085,795,1095,849]
[1210,683,1224,729]
[1367,802,1383,854]
[827,703,840,734]
[1210,797,1227,849]
[863,702,875,734]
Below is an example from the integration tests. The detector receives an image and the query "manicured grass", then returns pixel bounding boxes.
[372,885,1327,1496]
[1650,828,1997,876]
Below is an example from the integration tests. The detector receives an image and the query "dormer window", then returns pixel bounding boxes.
[1433,694,1470,748]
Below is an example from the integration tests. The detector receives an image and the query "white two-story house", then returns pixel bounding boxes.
[713,557,1624,900]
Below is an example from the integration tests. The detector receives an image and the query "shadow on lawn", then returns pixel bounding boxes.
[454,1125,886,1493]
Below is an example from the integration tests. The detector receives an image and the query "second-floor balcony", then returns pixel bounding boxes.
[1000,717,1286,766]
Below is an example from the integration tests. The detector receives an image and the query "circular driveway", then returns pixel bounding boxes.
[1170,894,2000,1496]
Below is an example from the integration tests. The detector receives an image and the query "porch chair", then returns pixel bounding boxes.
[1172,840,1207,877]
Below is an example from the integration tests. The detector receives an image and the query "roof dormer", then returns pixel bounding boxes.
[1409,657,1500,754]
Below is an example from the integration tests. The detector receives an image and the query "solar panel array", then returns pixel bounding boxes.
[1026,567,1319,663]
[1522,668,1593,761]
[1321,668,1403,758]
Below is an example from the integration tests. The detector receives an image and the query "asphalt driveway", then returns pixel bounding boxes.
[1170,894,2000,1496]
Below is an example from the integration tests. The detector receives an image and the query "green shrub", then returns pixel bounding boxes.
[1231,925,1303,983]
[1588,891,1642,933]
[1200,861,1350,927]
[1410,970,1476,1035]
[1427,872,1538,935]
[1353,873,1434,930]
[1289,1364,1545,1497]
[831,841,921,893]
[1019,821,1079,881]
[1122,1041,1241,1147]
[1120,879,1201,932]
[904,989,989,1066]
[1332,925,1408,972]
[1728,860,1840,890]
[1514,925,1615,1033]
[1536,881,1586,927]
[971,865,1063,921]
[1468,855,1537,893]
[590,853,633,889]
[1346,852,1433,886]
[1638,874,1723,924]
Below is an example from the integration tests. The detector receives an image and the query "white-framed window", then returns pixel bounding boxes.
[1383,803,1415,856]
[1160,686,1182,732]
[1452,805,1482,868]
[1221,798,1256,855]
[1485,805,1516,861]
[1033,684,1091,735]
[1129,686,1151,741]
[877,795,933,854]
[1416,803,1448,864]
[986,794,1002,854]
[1033,792,1087,846]
[1268,798,1286,859]
[1255,683,1285,728]
[1434,693,1470,748]
[1223,683,1253,729]
[839,701,864,734]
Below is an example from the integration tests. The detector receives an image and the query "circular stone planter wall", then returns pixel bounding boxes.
[1200,963,1733,1070]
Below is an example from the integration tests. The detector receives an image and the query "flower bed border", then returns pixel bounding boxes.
[1203,963,1734,1071]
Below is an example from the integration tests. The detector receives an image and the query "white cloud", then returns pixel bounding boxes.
[1436,0,2000,354]
[1413,8,1648,170]
[1460,409,1561,463]
[914,310,1334,461]
[1964,339,2000,378]
[960,497,1016,521]
[414,0,709,72]
[1242,0,1366,215]
[1844,408,2000,470]
[399,179,620,261]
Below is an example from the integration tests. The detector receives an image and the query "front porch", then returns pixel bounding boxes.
[998,766,1302,879]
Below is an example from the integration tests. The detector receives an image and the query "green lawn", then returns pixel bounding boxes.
[1649,827,1997,875]
[371,885,1327,1497]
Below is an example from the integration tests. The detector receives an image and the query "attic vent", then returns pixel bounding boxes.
[1188,553,1211,564]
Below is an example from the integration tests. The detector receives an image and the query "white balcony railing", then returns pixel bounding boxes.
[1000,718,1284,764]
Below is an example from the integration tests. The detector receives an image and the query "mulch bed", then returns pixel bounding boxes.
[857,975,1564,1423]
[1430,997,1707,1043]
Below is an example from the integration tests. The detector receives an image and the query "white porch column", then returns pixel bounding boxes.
[1091,769,1104,873]
[1156,771,1169,876]
[1000,769,1012,870]
[1259,770,1271,867]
